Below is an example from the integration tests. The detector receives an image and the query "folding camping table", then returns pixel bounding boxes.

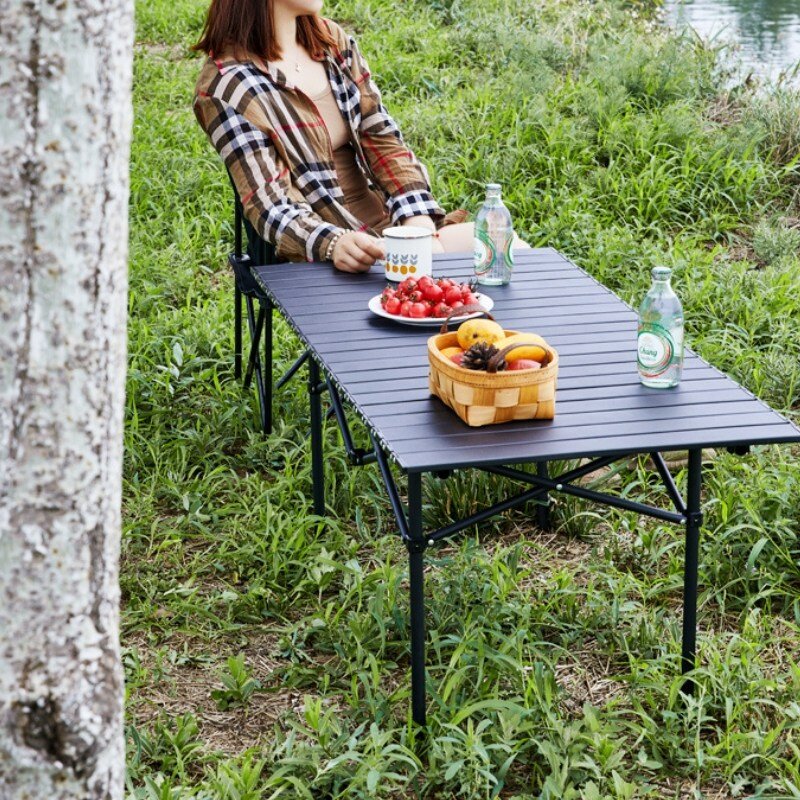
[252,249,800,726]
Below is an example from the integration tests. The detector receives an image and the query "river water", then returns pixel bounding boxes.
[664,0,800,83]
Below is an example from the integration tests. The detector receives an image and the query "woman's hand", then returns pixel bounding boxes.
[332,232,385,273]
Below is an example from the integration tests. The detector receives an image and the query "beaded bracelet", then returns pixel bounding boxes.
[325,230,346,262]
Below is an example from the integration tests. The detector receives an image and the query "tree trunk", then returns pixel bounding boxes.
[0,0,133,796]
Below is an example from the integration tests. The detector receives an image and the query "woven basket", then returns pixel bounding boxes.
[428,326,559,427]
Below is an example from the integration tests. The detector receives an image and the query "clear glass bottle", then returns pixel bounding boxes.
[637,267,684,388]
[474,183,514,285]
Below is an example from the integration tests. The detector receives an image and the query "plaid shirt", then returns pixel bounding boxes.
[194,19,448,262]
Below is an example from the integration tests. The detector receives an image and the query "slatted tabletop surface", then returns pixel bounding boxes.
[253,249,800,473]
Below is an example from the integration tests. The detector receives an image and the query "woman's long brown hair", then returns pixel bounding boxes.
[193,0,336,61]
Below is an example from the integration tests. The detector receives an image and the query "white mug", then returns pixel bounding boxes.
[383,226,433,282]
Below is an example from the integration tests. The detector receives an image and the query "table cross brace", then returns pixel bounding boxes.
[479,462,687,525]
[368,436,704,727]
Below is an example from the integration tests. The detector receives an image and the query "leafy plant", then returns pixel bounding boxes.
[211,655,262,711]
[751,217,800,268]
[207,755,266,800]
[126,713,204,784]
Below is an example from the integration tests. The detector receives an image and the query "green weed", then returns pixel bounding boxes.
[211,655,262,711]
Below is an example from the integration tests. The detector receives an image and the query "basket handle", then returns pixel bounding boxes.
[438,303,494,335]
[486,341,554,374]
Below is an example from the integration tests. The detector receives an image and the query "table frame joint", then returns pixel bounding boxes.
[685,510,703,529]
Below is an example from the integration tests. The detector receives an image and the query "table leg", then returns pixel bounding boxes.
[536,462,551,531]
[681,448,703,691]
[263,301,273,435]
[407,472,427,727]
[308,357,325,516]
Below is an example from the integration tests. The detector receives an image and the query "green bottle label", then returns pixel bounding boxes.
[637,323,675,377]
[504,232,515,271]
[473,230,495,274]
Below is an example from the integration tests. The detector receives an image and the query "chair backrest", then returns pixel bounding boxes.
[233,189,277,264]
[229,173,278,266]
[229,174,278,297]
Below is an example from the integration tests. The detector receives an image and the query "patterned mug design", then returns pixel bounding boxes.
[385,252,419,276]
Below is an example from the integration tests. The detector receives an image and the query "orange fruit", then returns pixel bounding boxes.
[499,333,548,363]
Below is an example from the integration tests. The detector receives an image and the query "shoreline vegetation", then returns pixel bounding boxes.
[126,0,800,797]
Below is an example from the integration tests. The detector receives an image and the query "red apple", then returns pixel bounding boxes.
[449,353,464,366]
[507,359,541,371]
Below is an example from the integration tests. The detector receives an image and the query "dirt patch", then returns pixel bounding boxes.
[199,688,299,753]
[127,629,304,754]
[654,778,734,799]
[553,638,628,715]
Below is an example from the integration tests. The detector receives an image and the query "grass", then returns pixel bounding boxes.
[125,0,800,796]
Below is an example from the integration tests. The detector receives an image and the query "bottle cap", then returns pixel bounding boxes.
[651,266,672,281]
[486,183,501,192]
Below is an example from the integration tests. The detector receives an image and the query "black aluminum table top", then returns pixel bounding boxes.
[253,249,800,473]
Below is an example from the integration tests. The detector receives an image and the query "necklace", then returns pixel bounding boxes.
[288,47,302,72]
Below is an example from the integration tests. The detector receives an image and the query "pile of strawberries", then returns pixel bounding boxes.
[380,276,481,319]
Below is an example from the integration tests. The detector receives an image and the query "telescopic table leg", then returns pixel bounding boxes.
[536,462,551,531]
[681,448,703,693]
[308,358,325,516]
[407,472,427,727]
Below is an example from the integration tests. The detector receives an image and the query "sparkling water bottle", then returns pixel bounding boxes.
[474,183,514,285]
[637,266,684,388]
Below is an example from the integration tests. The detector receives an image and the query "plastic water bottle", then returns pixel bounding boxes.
[637,266,684,388]
[474,183,514,285]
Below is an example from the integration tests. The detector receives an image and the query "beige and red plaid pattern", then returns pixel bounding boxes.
[194,19,447,263]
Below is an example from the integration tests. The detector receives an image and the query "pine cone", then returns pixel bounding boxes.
[462,341,506,371]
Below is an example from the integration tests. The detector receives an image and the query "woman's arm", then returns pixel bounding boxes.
[195,94,344,263]
[343,34,446,227]
[401,215,437,231]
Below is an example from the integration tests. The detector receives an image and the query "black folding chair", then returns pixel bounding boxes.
[228,183,310,434]
[228,183,376,475]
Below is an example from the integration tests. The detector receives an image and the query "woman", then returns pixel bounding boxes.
[193,0,476,272]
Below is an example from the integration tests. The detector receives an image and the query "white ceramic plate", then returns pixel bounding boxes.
[368,293,494,326]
